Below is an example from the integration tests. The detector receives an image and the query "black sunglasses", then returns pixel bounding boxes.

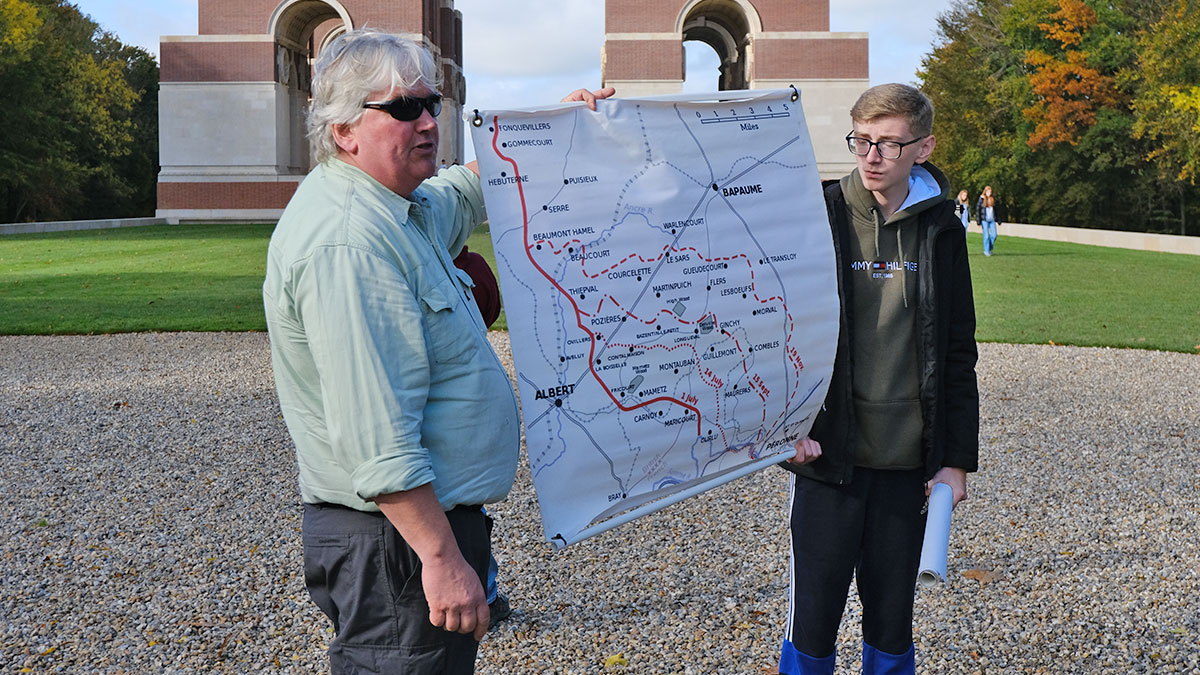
[362,93,442,122]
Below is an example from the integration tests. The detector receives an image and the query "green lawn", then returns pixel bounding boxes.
[965,232,1199,353]
[1,224,274,333]
[2,223,1197,353]
[0,224,501,334]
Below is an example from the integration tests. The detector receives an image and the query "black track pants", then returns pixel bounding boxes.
[783,468,927,657]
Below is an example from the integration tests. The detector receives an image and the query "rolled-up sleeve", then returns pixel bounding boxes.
[296,243,437,500]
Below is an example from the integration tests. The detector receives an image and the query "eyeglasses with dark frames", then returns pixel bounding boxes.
[363,93,443,122]
[845,133,928,160]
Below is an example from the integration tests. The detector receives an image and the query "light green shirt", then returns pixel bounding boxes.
[263,160,520,511]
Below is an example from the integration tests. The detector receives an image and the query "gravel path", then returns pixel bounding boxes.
[1,334,1197,674]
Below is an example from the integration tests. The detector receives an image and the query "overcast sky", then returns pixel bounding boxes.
[74,0,956,158]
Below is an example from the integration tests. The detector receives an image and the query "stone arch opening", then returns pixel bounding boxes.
[269,0,353,48]
[269,0,353,172]
[682,40,721,93]
[158,0,467,221]
[677,0,761,90]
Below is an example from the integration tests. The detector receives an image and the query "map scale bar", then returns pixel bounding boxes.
[700,112,792,124]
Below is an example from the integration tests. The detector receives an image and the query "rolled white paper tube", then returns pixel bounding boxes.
[917,482,953,588]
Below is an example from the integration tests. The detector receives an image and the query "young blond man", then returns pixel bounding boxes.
[781,83,979,674]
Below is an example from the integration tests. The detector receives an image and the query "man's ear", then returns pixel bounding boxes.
[331,123,358,155]
[915,134,937,164]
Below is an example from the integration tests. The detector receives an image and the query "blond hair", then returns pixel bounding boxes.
[850,83,934,138]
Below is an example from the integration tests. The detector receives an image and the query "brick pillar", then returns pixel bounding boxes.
[601,0,868,180]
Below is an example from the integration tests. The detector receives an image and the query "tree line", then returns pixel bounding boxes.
[921,0,1200,235]
[0,0,157,223]
[3,0,1197,234]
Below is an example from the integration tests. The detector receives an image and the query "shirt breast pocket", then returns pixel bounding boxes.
[418,279,476,366]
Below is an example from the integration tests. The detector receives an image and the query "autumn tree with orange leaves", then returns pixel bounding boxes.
[1023,0,1121,148]
[920,0,1198,234]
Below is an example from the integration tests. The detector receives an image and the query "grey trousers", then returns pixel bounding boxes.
[302,502,491,675]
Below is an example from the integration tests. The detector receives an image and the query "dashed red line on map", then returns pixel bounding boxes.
[491,117,704,436]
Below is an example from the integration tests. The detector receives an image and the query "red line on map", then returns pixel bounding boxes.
[491,117,702,436]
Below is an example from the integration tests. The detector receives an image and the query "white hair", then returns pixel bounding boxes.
[307,29,441,163]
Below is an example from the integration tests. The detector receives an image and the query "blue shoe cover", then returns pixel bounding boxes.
[779,639,835,674]
[862,642,915,675]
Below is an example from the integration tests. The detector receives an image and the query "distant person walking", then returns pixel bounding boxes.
[954,189,970,230]
[977,185,998,256]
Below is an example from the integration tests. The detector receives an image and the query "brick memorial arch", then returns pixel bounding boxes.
[602,0,868,179]
[157,0,466,222]
[156,1,866,219]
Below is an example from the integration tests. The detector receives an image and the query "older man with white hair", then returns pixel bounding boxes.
[263,28,611,673]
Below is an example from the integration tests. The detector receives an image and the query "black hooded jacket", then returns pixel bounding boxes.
[786,180,980,484]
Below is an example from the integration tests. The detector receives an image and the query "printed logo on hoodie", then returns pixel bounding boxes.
[850,259,918,280]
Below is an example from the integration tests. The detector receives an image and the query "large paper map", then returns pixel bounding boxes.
[469,89,838,547]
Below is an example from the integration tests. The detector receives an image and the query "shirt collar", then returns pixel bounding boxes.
[325,158,421,226]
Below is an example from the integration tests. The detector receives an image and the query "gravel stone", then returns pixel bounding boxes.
[0,334,1196,673]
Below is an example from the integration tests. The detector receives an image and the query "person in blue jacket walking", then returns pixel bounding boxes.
[977,185,998,255]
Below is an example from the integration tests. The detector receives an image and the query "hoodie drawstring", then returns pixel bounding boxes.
[872,209,880,258]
